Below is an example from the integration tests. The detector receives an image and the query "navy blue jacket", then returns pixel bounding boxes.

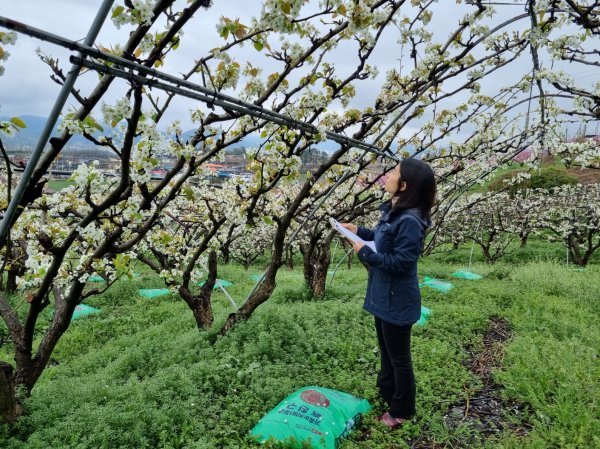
[356,203,430,326]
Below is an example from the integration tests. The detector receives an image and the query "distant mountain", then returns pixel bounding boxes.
[2,115,400,155]
[175,127,340,153]
[0,114,97,148]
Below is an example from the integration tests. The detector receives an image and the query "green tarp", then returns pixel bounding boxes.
[250,386,371,449]
[88,275,105,283]
[72,304,101,321]
[198,279,233,289]
[90,273,140,282]
[451,270,483,280]
[416,306,432,327]
[420,276,454,293]
[139,288,170,299]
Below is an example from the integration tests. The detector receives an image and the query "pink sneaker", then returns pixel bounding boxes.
[379,412,406,429]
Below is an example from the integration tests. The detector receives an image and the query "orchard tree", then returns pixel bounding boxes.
[434,192,527,264]
[534,183,600,266]
[0,0,244,418]
[135,174,243,329]
[217,0,559,333]
[295,172,383,296]
[1,0,599,423]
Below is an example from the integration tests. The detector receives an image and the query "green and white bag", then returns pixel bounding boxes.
[250,386,371,449]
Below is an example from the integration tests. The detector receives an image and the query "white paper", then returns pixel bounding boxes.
[329,217,377,253]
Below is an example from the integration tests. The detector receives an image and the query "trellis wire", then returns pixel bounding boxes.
[74,56,398,162]
[0,16,399,163]
[326,247,354,289]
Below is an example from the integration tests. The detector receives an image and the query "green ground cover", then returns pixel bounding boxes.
[46,179,74,191]
[1,255,598,449]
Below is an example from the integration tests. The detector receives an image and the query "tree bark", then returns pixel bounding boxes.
[0,361,20,423]
[343,240,354,269]
[520,231,529,247]
[286,246,294,270]
[221,242,231,264]
[220,224,285,335]
[567,235,585,267]
[220,264,278,335]
[179,250,217,329]
[310,255,330,297]
[309,235,334,297]
[300,242,316,287]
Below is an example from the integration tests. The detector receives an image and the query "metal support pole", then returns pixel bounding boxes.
[0,0,115,240]
[217,282,238,309]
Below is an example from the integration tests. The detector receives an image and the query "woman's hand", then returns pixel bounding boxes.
[351,240,365,252]
[341,223,357,234]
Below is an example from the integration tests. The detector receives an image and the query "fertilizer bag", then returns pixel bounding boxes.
[250,386,371,449]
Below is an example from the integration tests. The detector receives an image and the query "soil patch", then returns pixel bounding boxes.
[567,167,600,185]
[408,316,532,448]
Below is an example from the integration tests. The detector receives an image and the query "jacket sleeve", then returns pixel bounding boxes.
[357,216,422,274]
[356,226,374,241]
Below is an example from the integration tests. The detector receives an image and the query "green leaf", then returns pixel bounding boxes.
[10,117,26,128]
[253,40,264,52]
[112,6,124,19]
[114,254,131,276]
[281,2,291,14]
[183,186,194,201]
[262,216,274,225]
[85,117,104,132]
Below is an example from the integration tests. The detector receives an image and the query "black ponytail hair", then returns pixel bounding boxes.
[391,157,437,220]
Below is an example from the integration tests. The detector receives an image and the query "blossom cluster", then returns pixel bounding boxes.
[111,0,155,29]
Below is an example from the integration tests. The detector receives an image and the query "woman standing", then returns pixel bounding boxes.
[342,157,436,429]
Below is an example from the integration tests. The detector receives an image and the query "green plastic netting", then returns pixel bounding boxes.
[71,304,101,320]
[88,275,105,283]
[198,279,233,289]
[420,276,454,293]
[451,270,483,280]
[139,288,170,299]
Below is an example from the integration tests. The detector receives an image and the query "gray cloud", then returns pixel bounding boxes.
[1,0,596,142]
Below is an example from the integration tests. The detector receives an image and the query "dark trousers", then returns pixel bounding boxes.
[374,317,416,419]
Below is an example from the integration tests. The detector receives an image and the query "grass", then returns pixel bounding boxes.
[0,256,598,449]
[427,236,600,266]
[46,179,74,191]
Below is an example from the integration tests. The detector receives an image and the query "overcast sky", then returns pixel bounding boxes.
[1,1,597,141]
